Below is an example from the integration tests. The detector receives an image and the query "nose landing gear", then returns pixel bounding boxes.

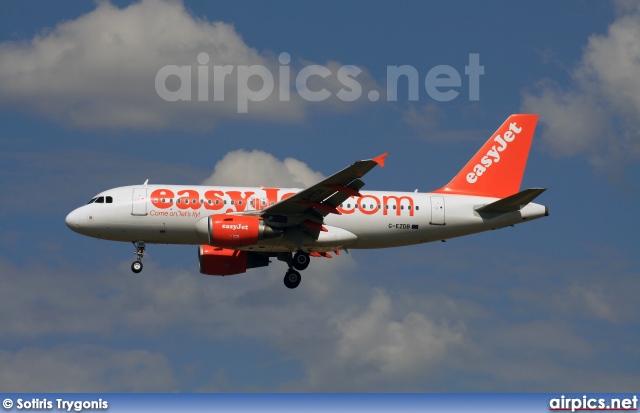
[131,241,145,273]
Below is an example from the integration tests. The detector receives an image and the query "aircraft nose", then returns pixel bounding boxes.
[65,209,80,229]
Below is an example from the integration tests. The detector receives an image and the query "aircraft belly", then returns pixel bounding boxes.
[85,213,202,244]
[326,212,431,249]
[311,226,358,248]
[237,225,359,253]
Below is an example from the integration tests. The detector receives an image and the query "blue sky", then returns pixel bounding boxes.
[0,0,639,391]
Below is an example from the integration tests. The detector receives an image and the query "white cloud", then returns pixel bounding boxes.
[0,0,299,129]
[522,88,610,157]
[202,149,325,187]
[335,289,459,374]
[0,0,379,130]
[304,288,466,390]
[522,4,640,177]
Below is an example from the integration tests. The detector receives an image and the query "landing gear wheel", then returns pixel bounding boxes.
[131,241,146,273]
[292,251,310,271]
[131,261,143,273]
[283,269,301,289]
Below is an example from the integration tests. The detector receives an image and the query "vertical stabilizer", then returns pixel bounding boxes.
[434,114,538,198]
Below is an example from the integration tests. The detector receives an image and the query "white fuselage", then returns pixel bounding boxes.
[65,184,547,252]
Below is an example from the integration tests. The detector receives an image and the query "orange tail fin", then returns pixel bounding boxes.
[434,114,538,198]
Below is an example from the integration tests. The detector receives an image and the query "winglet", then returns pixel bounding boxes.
[372,152,389,168]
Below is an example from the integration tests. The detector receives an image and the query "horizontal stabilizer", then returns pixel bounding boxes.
[475,188,546,213]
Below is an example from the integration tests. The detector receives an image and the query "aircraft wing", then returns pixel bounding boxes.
[246,152,388,236]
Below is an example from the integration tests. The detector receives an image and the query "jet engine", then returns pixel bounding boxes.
[195,214,282,248]
[198,245,270,276]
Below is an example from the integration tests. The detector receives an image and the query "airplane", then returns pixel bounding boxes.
[65,114,548,289]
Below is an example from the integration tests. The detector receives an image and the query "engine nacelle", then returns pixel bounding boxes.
[196,214,281,248]
[198,245,270,276]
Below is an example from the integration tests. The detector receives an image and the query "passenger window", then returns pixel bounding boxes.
[185,199,189,204]
[238,200,242,205]
[215,200,220,205]
[208,200,212,205]
[393,205,396,210]
[378,205,381,209]
[192,199,197,204]
[416,206,420,211]
[224,200,227,205]
[177,199,181,204]
[401,205,404,210]
[385,205,388,209]
[230,200,234,205]
[408,205,412,210]
[106,196,113,203]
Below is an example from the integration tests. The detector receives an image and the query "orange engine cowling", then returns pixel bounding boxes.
[199,214,281,248]
[198,245,269,276]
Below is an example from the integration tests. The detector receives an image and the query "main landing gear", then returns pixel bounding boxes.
[284,269,301,289]
[131,240,145,273]
[292,250,310,271]
[281,250,310,289]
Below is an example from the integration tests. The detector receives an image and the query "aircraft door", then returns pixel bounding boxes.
[132,188,148,216]
[430,196,445,225]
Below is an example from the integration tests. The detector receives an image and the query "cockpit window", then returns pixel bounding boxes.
[87,195,112,204]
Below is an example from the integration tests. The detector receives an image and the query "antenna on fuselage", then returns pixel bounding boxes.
[143,179,149,185]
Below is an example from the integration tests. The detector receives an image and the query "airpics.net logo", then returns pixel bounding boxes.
[155,52,484,113]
